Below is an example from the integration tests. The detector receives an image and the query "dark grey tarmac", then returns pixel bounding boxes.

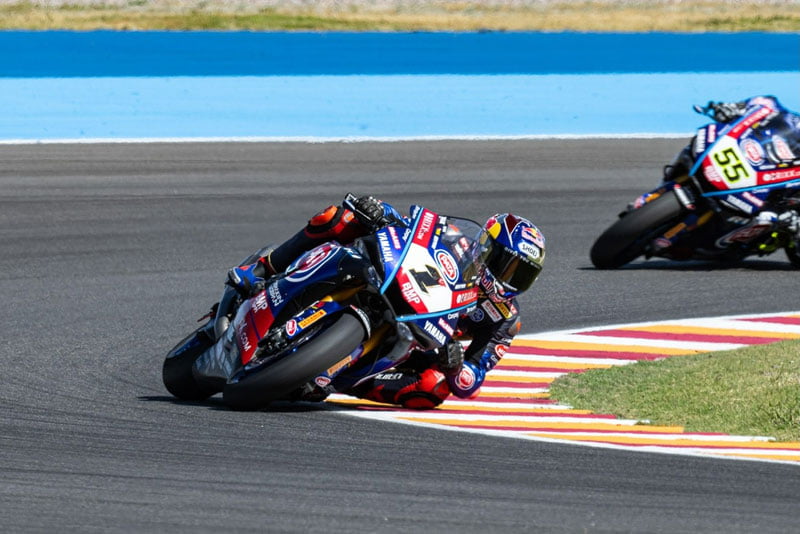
[1,141,798,532]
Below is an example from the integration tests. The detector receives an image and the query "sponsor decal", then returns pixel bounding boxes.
[253,293,270,312]
[455,366,476,390]
[285,319,298,336]
[387,226,403,249]
[481,300,503,322]
[703,161,724,185]
[717,223,771,247]
[760,168,800,183]
[453,287,479,306]
[518,241,541,260]
[633,192,658,209]
[423,321,447,345]
[267,283,283,307]
[663,222,686,240]
[414,210,437,246]
[378,232,394,262]
[730,106,772,137]
[740,138,765,166]
[435,250,459,284]
[401,280,422,305]
[237,326,252,352]
[314,376,332,387]
[326,356,352,376]
[521,226,545,248]
[673,185,695,210]
[694,127,707,154]
[494,301,515,319]
[470,307,485,322]
[772,136,796,161]
[741,191,765,208]
[652,237,672,251]
[494,344,508,359]
[437,317,455,336]
[376,372,403,381]
[298,309,326,329]
[723,195,754,214]
[707,124,717,144]
[287,243,336,282]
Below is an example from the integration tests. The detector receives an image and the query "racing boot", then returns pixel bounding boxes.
[348,367,451,410]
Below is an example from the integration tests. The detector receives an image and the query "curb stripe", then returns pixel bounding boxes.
[578,329,787,345]
[619,323,800,338]
[327,310,800,465]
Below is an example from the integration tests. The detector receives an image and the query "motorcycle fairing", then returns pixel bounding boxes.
[232,292,274,365]
[692,104,800,196]
[233,242,372,365]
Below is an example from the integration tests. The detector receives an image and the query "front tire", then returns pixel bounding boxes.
[222,313,366,410]
[163,327,217,401]
[590,191,684,269]
[786,239,800,268]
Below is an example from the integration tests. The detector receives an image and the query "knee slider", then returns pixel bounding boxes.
[396,368,449,409]
[307,206,342,235]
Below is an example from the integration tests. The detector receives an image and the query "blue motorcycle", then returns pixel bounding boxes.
[591,99,800,269]
[163,194,490,410]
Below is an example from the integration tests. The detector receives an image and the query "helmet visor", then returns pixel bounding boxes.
[486,246,541,293]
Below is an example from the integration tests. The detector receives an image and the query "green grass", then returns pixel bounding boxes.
[549,340,800,442]
[1,2,799,31]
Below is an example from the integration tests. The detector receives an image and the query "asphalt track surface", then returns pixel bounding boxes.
[2,140,799,532]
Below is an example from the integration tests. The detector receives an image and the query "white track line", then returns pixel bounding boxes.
[0,133,691,145]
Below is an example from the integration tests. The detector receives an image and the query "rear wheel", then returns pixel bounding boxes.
[590,191,684,269]
[222,313,366,410]
[162,327,217,401]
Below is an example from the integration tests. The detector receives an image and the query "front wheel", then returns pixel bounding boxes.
[222,313,366,410]
[590,191,684,269]
[163,326,218,401]
[786,239,800,268]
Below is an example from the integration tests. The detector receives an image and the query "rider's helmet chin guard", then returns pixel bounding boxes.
[480,214,545,302]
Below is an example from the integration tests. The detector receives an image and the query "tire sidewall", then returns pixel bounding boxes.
[222,313,366,410]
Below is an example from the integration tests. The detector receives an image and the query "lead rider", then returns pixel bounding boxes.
[227,196,546,409]
[664,95,800,251]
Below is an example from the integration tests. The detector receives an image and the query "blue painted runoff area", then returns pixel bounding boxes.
[3,73,798,140]
[0,31,797,141]
[2,31,798,76]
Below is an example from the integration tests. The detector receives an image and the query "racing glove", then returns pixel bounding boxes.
[695,101,748,123]
[778,210,800,235]
[226,263,266,298]
[351,195,390,230]
[437,340,465,377]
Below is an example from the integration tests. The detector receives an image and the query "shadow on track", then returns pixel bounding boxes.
[138,395,342,413]
[581,259,798,272]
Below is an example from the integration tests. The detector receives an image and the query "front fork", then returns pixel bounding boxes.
[634,178,715,256]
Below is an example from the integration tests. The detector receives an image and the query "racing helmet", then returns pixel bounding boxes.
[480,214,545,302]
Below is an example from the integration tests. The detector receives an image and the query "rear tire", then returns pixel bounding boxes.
[590,191,684,269]
[222,313,366,410]
[163,328,217,401]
